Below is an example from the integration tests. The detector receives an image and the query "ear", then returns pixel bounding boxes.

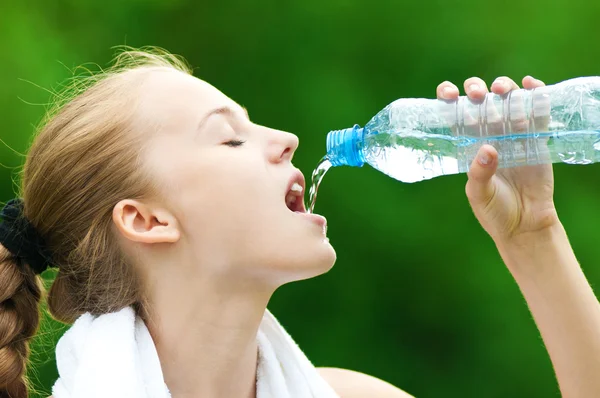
[112,200,181,244]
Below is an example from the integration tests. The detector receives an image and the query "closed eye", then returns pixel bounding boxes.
[224,139,246,147]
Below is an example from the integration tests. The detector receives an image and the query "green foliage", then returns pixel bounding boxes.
[1,0,599,396]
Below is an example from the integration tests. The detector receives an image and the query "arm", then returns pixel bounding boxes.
[438,75,600,397]
[318,367,415,398]
[498,225,600,397]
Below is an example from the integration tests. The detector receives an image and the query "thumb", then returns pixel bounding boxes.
[466,145,498,206]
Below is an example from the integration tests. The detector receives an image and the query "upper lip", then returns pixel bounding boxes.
[285,169,307,213]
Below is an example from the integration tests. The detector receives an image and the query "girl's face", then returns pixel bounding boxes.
[136,69,335,284]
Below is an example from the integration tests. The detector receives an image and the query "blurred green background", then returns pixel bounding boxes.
[1,0,599,396]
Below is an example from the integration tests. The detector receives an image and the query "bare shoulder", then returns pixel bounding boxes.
[318,367,415,398]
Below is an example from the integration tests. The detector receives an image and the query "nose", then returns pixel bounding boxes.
[267,129,299,163]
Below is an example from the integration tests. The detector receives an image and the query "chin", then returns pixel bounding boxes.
[286,239,337,283]
[318,239,337,272]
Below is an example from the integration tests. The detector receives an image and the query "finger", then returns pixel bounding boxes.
[522,75,545,89]
[460,77,490,136]
[486,77,520,136]
[437,80,475,137]
[491,76,530,133]
[466,145,498,206]
[490,76,519,95]
[522,75,551,152]
[464,77,489,101]
[523,76,551,134]
[436,81,460,100]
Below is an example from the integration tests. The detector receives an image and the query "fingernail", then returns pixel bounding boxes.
[478,152,490,165]
[494,78,506,88]
[469,84,480,92]
[442,87,454,98]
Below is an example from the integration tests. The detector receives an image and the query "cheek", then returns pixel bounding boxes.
[172,157,275,229]
[150,147,296,261]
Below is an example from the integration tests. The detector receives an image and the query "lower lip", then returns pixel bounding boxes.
[295,211,327,227]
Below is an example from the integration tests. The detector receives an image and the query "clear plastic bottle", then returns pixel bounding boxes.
[326,76,600,183]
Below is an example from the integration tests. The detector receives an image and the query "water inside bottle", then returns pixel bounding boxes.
[308,129,600,206]
[363,129,600,183]
[307,157,332,213]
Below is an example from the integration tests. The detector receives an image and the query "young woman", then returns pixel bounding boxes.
[1,49,598,397]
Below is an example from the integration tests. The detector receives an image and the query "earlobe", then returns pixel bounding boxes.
[112,200,181,244]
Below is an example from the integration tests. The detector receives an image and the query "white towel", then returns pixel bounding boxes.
[52,306,339,398]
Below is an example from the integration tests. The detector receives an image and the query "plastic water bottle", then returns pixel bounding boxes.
[325,76,600,183]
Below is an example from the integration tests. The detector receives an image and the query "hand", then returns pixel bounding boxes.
[436,76,559,247]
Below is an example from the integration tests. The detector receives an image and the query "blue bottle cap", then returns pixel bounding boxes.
[326,124,365,167]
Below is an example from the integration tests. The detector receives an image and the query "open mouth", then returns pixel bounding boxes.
[285,171,307,213]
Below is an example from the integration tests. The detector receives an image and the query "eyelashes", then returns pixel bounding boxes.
[223,139,246,147]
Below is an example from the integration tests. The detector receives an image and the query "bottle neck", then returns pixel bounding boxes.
[326,124,366,167]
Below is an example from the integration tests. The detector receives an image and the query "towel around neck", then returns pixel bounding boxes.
[51,306,339,398]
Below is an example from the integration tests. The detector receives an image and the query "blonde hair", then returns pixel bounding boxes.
[0,47,191,397]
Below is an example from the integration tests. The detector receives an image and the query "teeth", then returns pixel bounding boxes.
[290,182,303,193]
[286,182,304,211]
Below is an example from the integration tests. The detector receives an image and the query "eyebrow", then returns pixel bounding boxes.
[197,105,250,132]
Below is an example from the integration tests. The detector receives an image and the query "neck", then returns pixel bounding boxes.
[145,272,274,398]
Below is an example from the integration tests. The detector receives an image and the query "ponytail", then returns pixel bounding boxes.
[0,246,42,398]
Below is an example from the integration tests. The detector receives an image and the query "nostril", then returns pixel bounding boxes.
[281,147,292,161]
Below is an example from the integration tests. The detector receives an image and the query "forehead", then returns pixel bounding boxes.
[134,68,236,130]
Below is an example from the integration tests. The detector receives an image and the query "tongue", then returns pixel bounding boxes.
[286,194,297,211]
